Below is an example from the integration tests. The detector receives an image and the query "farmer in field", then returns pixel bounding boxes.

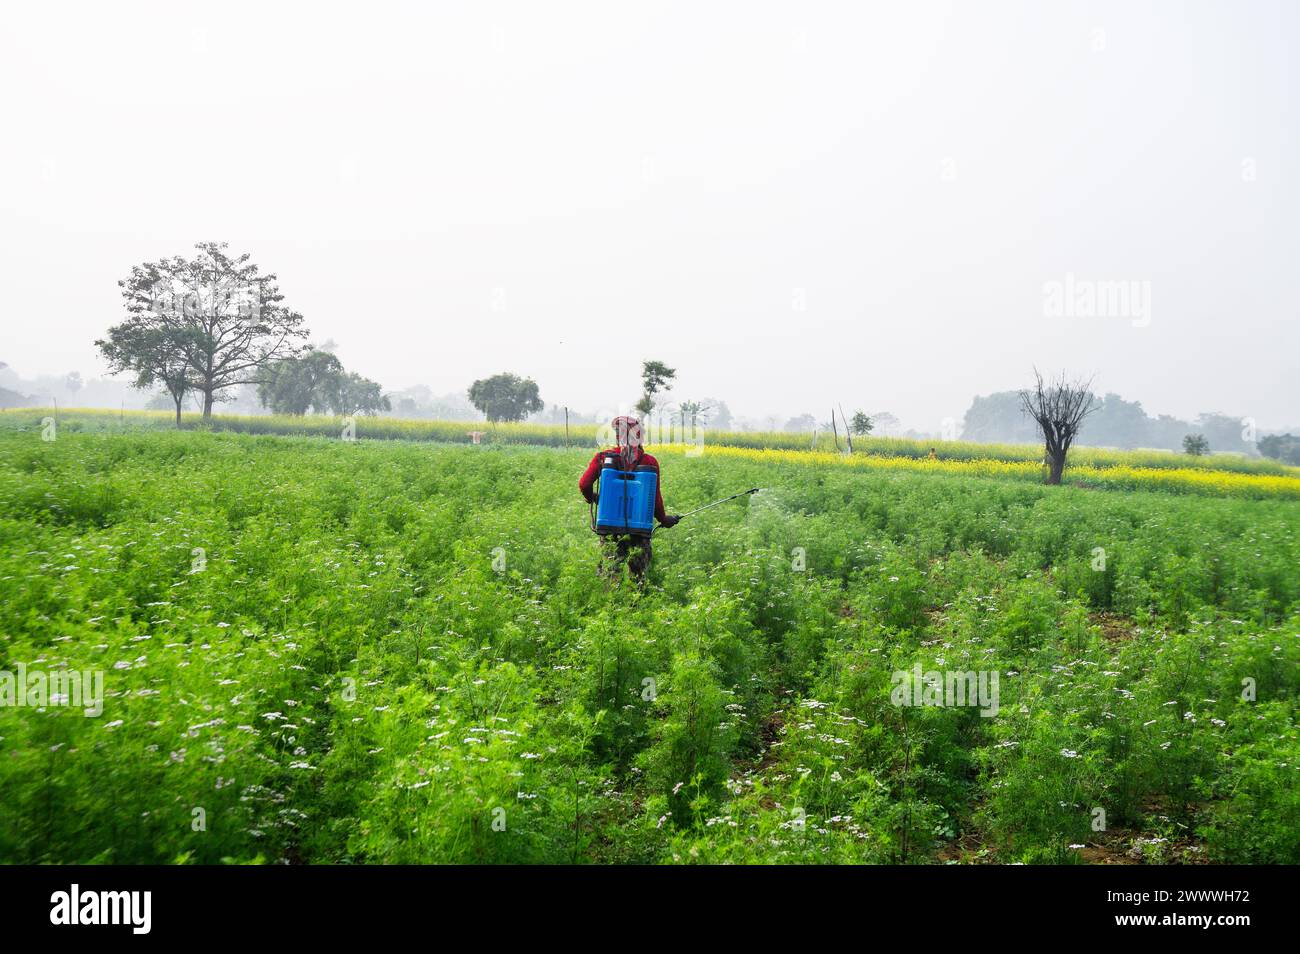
[579,415,679,582]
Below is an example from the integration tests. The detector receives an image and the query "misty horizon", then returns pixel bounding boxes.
[2,2,1296,433]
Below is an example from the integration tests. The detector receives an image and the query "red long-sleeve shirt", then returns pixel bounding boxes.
[579,447,668,523]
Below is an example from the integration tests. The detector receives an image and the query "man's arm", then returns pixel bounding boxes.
[578,452,603,502]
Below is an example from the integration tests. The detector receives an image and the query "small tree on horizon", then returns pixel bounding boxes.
[1183,433,1210,456]
[635,361,676,417]
[678,399,713,429]
[850,411,874,436]
[871,411,899,435]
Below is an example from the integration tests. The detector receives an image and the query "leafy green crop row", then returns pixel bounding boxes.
[0,429,1295,864]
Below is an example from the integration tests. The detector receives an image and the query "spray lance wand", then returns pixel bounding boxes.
[660,487,761,528]
[589,472,761,535]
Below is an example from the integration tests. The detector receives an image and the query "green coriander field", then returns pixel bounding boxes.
[1,427,1296,864]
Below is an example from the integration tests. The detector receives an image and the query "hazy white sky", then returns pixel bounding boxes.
[1,1,1296,429]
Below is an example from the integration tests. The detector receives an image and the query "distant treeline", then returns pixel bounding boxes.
[962,390,1260,455]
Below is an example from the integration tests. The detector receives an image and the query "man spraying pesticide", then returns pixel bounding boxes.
[579,415,759,583]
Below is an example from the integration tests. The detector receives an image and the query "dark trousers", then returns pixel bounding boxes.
[598,534,652,582]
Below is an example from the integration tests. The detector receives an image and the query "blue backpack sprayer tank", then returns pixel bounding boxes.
[593,455,658,536]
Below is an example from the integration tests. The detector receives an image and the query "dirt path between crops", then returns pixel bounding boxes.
[1091,611,1141,642]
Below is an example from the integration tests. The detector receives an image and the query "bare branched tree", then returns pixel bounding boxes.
[1019,368,1098,484]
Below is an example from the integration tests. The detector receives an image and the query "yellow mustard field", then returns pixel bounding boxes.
[650,443,1300,500]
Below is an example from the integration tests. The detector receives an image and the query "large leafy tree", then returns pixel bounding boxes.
[108,242,308,418]
[467,372,543,422]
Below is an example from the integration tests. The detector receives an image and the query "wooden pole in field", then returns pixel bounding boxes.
[830,407,840,452]
[840,404,853,454]
[564,406,569,447]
